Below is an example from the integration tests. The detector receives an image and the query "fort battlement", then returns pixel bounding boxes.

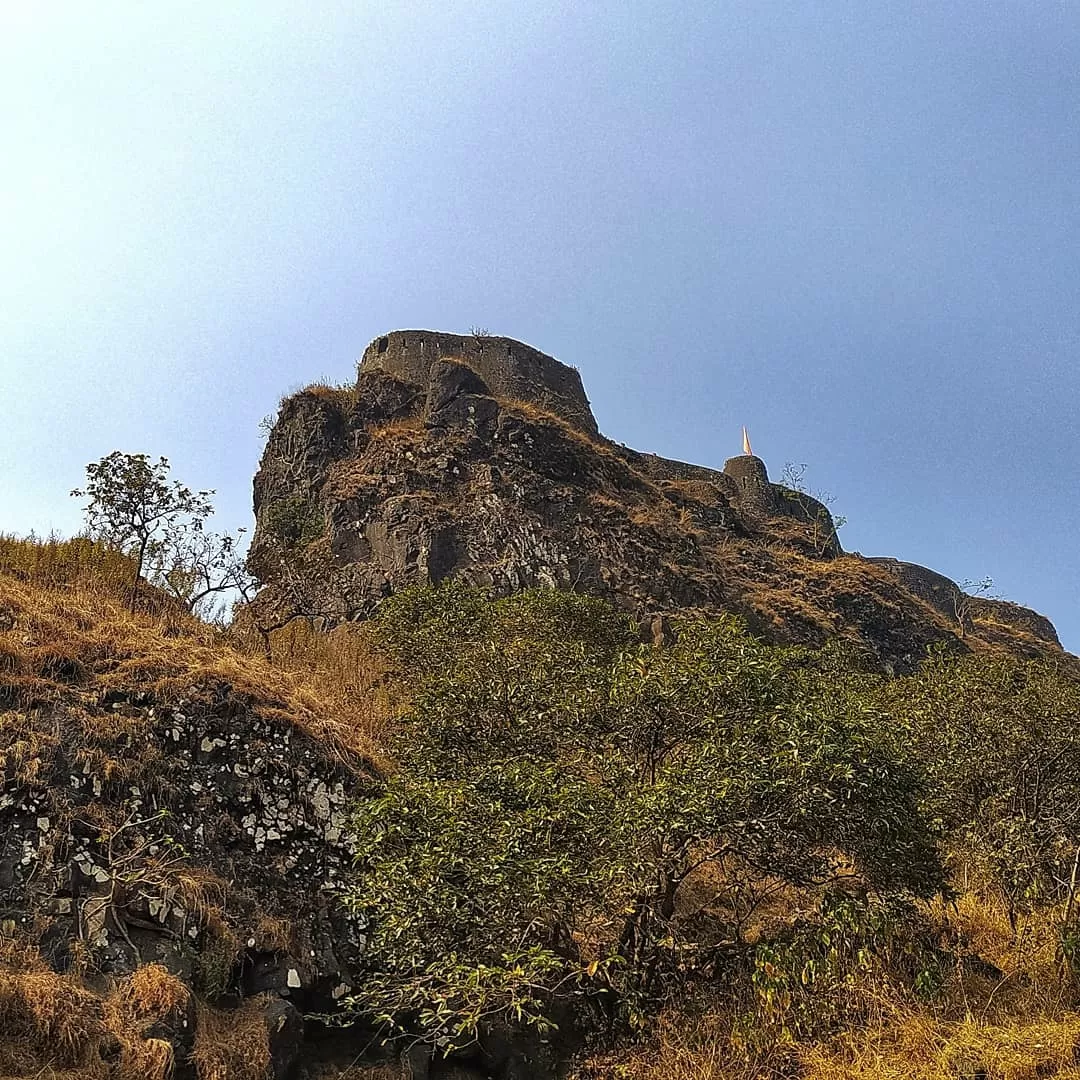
[359,330,599,438]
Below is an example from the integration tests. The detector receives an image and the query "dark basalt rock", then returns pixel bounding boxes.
[0,677,370,1070]
[426,357,492,415]
[248,330,1061,668]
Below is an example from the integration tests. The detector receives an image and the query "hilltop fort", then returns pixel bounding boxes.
[249,330,1059,667]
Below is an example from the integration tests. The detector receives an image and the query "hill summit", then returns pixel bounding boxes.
[249,330,1058,669]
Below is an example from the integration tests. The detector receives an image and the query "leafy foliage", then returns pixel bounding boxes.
[71,451,247,617]
[72,453,213,611]
[880,651,1080,919]
[343,586,943,1051]
[743,893,946,1049]
[263,495,325,549]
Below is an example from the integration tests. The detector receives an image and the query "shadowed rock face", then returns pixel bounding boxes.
[248,332,1061,668]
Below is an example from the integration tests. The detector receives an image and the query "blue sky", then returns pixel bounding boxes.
[2,1,1078,650]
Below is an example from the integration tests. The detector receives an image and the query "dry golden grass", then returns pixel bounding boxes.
[115,963,191,1022]
[797,893,1080,1079]
[573,885,1080,1080]
[0,958,192,1080]
[192,998,274,1080]
[251,913,296,955]
[800,1009,1080,1080]
[570,1005,785,1080]
[0,967,108,1071]
[500,397,613,453]
[368,414,426,440]
[0,536,385,770]
[298,379,361,406]
[106,964,191,1080]
[235,617,395,761]
[0,531,141,590]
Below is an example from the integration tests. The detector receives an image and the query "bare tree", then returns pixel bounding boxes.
[148,526,251,620]
[779,462,847,556]
[954,577,997,638]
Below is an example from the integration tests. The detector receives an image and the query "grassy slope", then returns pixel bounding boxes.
[3,534,1079,1079]
[0,536,388,1079]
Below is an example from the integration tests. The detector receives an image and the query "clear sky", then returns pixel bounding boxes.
[2,1,1078,650]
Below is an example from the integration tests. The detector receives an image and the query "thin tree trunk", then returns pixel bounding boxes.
[1062,845,1080,928]
[129,535,148,612]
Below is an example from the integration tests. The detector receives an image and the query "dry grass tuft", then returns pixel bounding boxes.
[192,998,274,1080]
[106,964,191,1080]
[0,967,108,1072]
[252,913,295,955]
[115,963,191,1023]
[297,380,362,409]
[800,1009,1080,1080]
[0,945,270,1080]
[368,414,426,440]
[234,617,395,764]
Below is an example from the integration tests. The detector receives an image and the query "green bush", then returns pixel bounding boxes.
[343,587,943,1051]
[264,495,324,548]
[879,651,1080,919]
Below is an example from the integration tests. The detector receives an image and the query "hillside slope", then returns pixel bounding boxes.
[2,541,1080,1080]
[0,538,384,1079]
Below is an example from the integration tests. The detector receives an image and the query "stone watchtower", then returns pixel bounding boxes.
[722,454,780,516]
[359,330,599,438]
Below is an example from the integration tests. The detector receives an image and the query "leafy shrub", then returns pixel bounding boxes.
[343,587,943,1052]
[880,652,1080,920]
[743,893,946,1049]
[263,495,325,548]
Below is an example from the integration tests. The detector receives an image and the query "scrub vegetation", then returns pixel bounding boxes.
[3,476,1080,1076]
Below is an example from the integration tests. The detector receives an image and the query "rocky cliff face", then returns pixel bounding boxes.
[0,566,380,1079]
[249,331,1060,669]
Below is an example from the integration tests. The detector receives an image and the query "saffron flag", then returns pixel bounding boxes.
[742,426,753,456]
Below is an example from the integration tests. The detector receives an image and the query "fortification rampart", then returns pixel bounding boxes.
[627,450,739,495]
[359,331,599,437]
[628,450,840,548]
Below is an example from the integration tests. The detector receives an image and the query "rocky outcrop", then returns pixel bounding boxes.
[0,681,368,1075]
[0,555,376,1078]
[248,331,1061,668]
[866,557,1061,648]
[361,330,599,438]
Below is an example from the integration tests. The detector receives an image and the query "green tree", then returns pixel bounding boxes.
[343,587,942,1053]
[881,651,1080,922]
[71,451,240,614]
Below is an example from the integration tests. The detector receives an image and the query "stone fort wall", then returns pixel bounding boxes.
[629,449,839,543]
[358,330,837,547]
[359,331,599,438]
